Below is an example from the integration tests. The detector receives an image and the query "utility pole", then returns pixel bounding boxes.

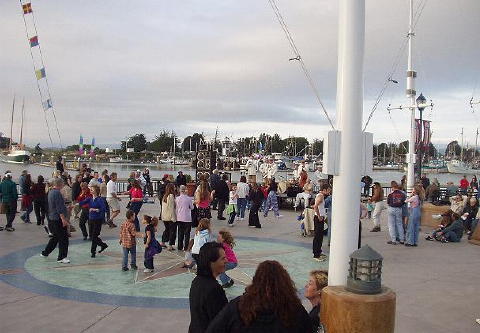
[460,128,464,161]
[475,128,479,161]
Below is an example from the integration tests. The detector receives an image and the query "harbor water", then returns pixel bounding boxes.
[0,161,474,186]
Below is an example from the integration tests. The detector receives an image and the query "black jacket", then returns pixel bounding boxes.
[249,189,264,206]
[71,182,81,202]
[206,297,313,333]
[214,180,229,201]
[189,275,228,333]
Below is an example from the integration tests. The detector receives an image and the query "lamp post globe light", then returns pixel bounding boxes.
[415,93,432,180]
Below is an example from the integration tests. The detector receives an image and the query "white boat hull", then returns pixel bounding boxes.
[447,161,476,174]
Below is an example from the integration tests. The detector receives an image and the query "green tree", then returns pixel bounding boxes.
[148,130,178,153]
[312,139,323,156]
[121,133,148,152]
[182,133,205,152]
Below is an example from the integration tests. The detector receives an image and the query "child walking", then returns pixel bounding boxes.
[119,210,141,271]
[217,229,238,288]
[227,184,238,226]
[143,215,162,273]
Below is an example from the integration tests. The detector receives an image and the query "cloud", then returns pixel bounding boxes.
[0,0,479,148]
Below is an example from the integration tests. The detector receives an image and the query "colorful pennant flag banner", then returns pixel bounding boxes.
[42,99,52,110]
[35,67,46,80]
[22,3,32,14]
[29,36,39,47]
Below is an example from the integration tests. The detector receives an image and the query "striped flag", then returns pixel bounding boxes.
[79,135,84,155]
[35,68,46,80]
[90,138,96,156]
[22,3,32,14]
[29,36,39,47]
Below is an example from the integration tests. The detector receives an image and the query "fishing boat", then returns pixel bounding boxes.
[109,156,130,163]
[446,160,476,174]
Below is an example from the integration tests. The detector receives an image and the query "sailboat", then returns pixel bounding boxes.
[446,128,475,174]
[1,97,31,164]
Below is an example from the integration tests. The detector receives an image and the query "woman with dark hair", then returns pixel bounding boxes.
[161,183,177,250]
[31,175,48,225]
[20,174,33,223]
[129,180,144,231]
[189,242,228,333]
[206,260,313,333]
[248,183,264,229]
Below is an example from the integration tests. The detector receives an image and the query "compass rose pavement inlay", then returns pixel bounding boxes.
[1,236,327,309]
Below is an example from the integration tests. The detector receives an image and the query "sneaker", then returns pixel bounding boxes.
[313,254,328,262]
[143,268,154,273]
[222,279,235,288]
[131,264,138,270]
[0,226,3,231]
[40,253,47,257]
[167,245,175,251]
[370,226,381,232]
[5,227,15,232]
[249,225,256,228]
[48,233,53,238]
[91,253,96,258]
[387,241,397,245]
[122,267,129,271]
[404,243,414,247]
[399,241,405,245]
[276,215,283,219]
[425,235,434,241]
[228,223,234,227]
[83,236,88,241]
[57,258,70,264]
[99,244,109,253]
[218,217,226,220]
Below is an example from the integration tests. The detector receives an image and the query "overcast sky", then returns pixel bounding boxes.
[1,0,479,148]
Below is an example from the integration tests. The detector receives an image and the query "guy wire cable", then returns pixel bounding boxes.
[363,0,428,132]
[267,0,335,130]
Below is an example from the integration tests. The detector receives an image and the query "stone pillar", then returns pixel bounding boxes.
[321,286,396,333]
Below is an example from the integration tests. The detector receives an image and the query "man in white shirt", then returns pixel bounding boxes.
[106,172,121,225]
[88,171,101,188]
[236,176,250,220]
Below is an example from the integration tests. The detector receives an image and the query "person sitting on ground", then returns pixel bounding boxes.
[206,260,313,333]
[304,270,328,333]
[216,229,238,288]
[189,242,228,333]
[461,196,479,236]
[426,209,463,243]
[449,194,466,216]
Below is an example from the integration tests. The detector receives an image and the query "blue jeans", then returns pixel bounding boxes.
[130,201,143,231]
[122,246,136,268]
[406,206,421,245]
[21,205,33,222]
[387,207,404,242]
[218,262,237,285]
[237,198,247,219]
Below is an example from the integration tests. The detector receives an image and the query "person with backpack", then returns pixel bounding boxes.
[386,181,406,245]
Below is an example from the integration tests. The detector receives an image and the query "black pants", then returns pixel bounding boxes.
[4,200,17,228]
[79,207,89,238]
[313,216,325,257]
[217,198,227,218]
[162,221,177,246]
[42,220,69,260]
[33,199,47,225]
[177,222,192,251]
[248,203,261,228]
[228,211,236,225]
[102,197,110,221]
[89,219,107,254]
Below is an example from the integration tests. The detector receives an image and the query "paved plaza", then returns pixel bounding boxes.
[0,200,478,332]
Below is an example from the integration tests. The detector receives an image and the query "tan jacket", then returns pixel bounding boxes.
[161,194,177,222]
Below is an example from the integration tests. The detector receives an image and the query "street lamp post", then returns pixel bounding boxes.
[416,93,426,179]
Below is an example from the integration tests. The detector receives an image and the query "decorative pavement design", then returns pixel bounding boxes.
[0,236,327,309]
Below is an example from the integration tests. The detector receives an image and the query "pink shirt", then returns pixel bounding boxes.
[222,243,237,263]
[406,195,420,208]
[197,199,211,209]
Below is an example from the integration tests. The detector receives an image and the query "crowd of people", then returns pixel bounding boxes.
[366,173,480,246]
